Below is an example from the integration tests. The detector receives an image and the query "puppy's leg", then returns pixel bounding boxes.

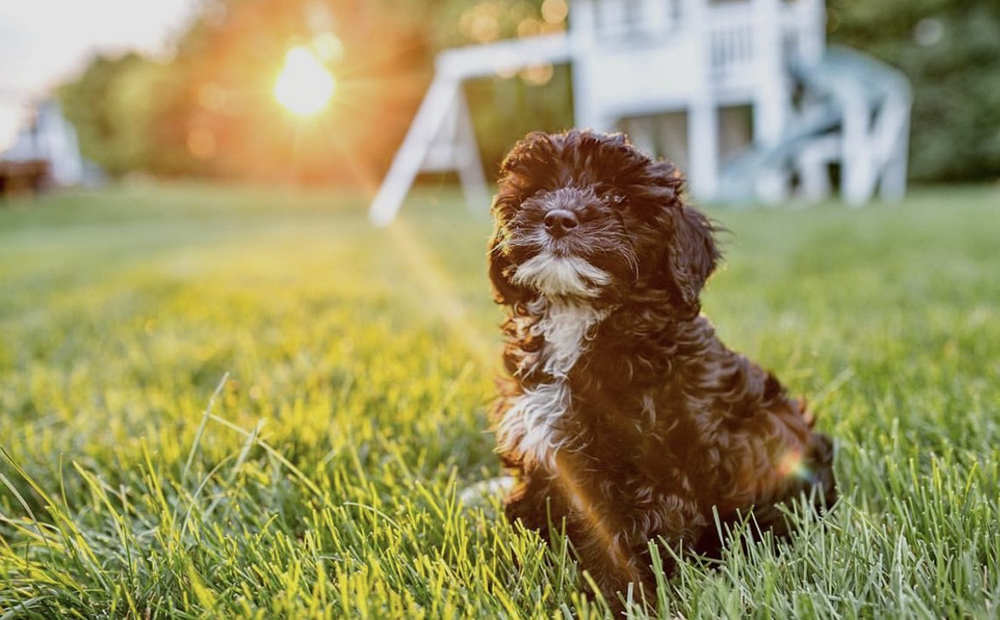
[573,493,706,611]
[552,455,705,608]
[573,525,654,610]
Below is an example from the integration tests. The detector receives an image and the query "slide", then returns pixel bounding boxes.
[716,46,912,204]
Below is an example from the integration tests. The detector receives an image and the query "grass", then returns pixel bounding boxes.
[0,182,998,618]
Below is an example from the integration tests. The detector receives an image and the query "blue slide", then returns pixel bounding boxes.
[716,46,911,204]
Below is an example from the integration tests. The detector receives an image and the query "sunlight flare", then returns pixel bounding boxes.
[274,47,335,116]
[386,221,495,369]
[777,449,811,480]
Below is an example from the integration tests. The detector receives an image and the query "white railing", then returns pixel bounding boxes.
[586,0,821,83]
[708,25,756,83]
[593,0,684,40]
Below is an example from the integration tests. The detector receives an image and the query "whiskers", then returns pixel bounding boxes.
[614,242,639,283]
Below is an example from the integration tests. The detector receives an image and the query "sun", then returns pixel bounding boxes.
[274,47,336,116]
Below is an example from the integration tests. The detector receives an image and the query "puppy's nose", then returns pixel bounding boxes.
[543,209,579,238]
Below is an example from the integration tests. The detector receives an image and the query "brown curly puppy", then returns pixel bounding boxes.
[488,130,836,605]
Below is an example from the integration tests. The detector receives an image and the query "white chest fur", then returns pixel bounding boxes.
[497,299,607,468]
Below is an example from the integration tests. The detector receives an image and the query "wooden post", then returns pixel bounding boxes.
[369,78,460,226]
[454,91,491,213]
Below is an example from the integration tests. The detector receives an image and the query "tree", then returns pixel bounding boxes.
[60,0,997,184]
[59,54,174,177]
[829,0,1000,182]
[58,0,569,184]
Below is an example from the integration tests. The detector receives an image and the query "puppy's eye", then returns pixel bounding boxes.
[608,193,627,207]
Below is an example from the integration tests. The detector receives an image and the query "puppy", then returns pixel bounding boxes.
[488,130,836,605]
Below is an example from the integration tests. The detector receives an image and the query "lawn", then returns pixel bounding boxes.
[1,183,998,618]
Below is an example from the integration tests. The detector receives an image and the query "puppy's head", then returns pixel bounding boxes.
[488,130,720,317]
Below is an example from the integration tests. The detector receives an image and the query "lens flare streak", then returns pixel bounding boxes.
[386,222,495,369]
[552,452,643,587]
[777,449,813,481]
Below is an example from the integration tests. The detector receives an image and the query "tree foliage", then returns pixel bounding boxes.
[58,0,998,184]
[57,0,566,183]
[62,0,435,183]
[59,54,174,177]
[829,0,1000,182]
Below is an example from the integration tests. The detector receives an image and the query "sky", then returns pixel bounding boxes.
[0,0,198,150]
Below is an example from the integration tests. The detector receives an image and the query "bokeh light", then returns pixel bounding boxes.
[541,0,569,24]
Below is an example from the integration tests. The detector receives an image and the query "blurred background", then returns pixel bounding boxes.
[1,0,998,198]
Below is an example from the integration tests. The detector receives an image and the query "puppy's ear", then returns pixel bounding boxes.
[665,205,720,314]
[487,226,526,306]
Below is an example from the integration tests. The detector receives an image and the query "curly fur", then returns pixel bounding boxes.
[488,130,837,606]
